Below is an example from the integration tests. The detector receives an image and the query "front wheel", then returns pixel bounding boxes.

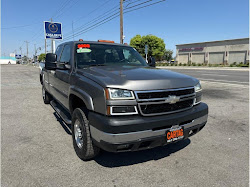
[42,85,52,104]
[72,108,100,160]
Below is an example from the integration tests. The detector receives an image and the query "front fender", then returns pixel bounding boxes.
[69,86,94,111]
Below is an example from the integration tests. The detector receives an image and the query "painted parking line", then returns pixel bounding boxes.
[200,80,249,88]
[197,78,249,85]
[201,73,229,77]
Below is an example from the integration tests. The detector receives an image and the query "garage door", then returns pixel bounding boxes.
[209,52,224,64]
[228,51,246,64]
[192,53,205,64]
[178,54,188,64]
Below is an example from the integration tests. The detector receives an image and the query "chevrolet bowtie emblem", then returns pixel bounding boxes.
[165,95,180,104]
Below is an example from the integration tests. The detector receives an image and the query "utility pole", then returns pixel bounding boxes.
[120,0,124,44]
[34,44,37,55]
[19,47,22,56]
[72,21,75,41]
[24,41,29,58]
[45,39,47,54]
[34,44,37,61]
[51,18,54,53]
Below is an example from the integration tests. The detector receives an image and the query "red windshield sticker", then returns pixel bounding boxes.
[77,44,90,49]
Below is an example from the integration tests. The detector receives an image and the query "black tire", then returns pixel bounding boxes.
[42,85,52,104]
[71,108,100,160]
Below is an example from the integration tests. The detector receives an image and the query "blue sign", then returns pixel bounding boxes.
[15,54,22,59]
[44,21,63,40]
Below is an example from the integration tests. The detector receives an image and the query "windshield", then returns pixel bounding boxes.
[75,43,147,68]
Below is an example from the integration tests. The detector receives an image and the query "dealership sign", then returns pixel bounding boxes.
[179,47,204,52]
[44,21,63,40]
[15,54,22,59]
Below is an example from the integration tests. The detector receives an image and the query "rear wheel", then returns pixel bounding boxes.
[42,85,52,104]
[72,108,100,160]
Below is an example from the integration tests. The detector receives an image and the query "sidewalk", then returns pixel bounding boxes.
[157,66,249,71]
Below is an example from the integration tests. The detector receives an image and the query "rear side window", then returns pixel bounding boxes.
[59,45,71,63]
[55,45,63,61]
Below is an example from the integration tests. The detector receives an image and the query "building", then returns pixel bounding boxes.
[176,38,249,65]
[0,57,17,64]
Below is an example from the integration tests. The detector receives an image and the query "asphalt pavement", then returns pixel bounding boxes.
[159,66,249,85]
[1,65,249,187]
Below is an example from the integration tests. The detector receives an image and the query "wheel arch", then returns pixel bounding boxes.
[69,86,94,114]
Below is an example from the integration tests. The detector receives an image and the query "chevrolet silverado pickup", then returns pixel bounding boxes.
[41,40,208,160]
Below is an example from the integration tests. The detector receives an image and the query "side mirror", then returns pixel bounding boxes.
[149,57,156,67]
[45,53,57,70]
[57,62,71,70]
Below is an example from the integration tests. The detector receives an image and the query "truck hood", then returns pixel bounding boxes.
[77,66,198,91]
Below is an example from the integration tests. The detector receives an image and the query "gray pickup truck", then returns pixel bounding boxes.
[41,40,208,160]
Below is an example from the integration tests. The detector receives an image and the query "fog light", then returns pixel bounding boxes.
[110,106,138,115]
[117,144,131,150]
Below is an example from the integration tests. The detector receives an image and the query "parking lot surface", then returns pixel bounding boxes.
[1,65,249,187]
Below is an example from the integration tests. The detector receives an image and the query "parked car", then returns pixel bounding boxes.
[41,40,208,160]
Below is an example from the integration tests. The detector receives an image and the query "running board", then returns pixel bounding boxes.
[50,100,72,124]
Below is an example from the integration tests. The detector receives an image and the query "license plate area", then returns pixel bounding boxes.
[166,126,184,143]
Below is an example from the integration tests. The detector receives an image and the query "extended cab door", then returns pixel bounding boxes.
[47,45,63,97]
[52,44,72,109]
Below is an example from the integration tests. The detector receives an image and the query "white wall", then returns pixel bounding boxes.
[0,59,17,64]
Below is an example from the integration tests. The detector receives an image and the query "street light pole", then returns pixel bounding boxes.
[51,18,54,53]
[120,0,124,44]
[24,41,29,58]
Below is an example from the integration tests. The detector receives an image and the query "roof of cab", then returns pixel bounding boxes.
[59,40,129,47]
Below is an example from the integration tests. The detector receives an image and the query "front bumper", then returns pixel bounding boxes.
[89,103,208,152]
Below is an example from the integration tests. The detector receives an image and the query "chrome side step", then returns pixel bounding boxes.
[50,100,72,124]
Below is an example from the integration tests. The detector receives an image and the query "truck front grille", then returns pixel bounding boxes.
[135,87,195,116]
[139,99,194,115]
[137,88,194,100]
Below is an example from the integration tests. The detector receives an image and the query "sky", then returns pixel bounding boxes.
[1,0,249,57]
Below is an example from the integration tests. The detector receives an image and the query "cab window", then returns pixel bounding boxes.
[55,45,63,61]
[59,45,71,63]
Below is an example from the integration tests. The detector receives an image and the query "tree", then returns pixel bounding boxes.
[164,50,173,61]
[130,34,166,61]
[38,53,46,62]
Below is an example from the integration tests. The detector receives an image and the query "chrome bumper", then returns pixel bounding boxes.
[90,114,208,144]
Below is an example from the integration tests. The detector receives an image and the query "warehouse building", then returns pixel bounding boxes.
[176,38,249,65]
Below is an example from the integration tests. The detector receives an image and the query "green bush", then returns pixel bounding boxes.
[197,63,201,66]
[192,63,196,66]
[183,64,187,66]
[179,63,182,66]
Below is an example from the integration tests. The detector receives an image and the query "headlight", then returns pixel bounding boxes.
[194,82,202,92]
[107,88,135,100]
[194,82,202,105]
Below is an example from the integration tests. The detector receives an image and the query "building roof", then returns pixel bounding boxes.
[176,38,249,46]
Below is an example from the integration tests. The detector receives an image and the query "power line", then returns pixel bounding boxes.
[63,3,120,37]
[60,0,166,42]
[125,0,153,10]
[72,0,111,24]
[124,0,166,14]
[54,0,81,20]
[2,23,40,30]
[60,10,120,42]
[50,0,73,19]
